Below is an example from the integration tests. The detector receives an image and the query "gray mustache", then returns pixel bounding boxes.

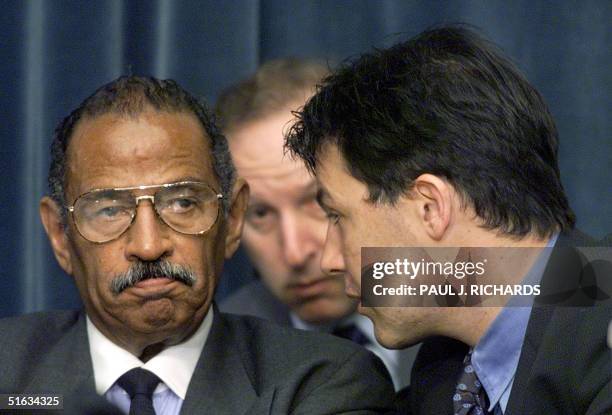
[110,260,197,295]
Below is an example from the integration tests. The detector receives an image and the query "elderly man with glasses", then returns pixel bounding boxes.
[0,76,394,415]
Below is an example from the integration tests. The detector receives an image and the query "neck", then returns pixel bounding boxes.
[442,307,502,346]
[450,224,552,248]
[87,307,207,360]
[140,343,165,362]
[438,229,552,346]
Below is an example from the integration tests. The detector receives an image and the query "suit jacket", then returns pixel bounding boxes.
[405,230,612,414]
[0,307,395,414]
[221,280,419,390]
[221,279,292,326]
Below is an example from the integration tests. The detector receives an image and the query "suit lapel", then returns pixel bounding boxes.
[24,311,97,395]
[411,337,467,414]
[180,310,259,415]
[504,304,554,415]
[505,231,588,415]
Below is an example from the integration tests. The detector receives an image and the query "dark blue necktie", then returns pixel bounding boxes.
[117,368,160,415]
[453,351,491,415]
[332,324,370,346]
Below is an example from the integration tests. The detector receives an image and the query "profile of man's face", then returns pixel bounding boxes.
[228,109,356,324]
[40,109,244,351]
[316,143,438,347]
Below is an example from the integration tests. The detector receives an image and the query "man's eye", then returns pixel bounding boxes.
[168,198,197,213]
[326,211,340,225]
[246,205,276,232]
[94,205,130,219]
[252,206,270,218]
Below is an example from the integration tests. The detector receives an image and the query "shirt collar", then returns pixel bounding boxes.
[472,305,531,412]
[290,312,328,331]
[289,312,375,338]
[87,308,213,399]
[472,233,558,412]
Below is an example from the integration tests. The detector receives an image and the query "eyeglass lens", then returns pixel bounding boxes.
[73,183,219,243]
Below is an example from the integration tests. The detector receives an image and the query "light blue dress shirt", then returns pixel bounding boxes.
[471,234,558,414]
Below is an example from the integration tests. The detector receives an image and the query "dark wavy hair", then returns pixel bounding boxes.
[286,26,575,238]
[49,76,235,220]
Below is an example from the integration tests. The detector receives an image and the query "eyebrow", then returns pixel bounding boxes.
[82,176,214,195]
[246,197,269,209]
[174,175,208,184]
[93,189,126,199]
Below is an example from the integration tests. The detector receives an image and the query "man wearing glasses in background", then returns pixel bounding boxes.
[0,76,394,414]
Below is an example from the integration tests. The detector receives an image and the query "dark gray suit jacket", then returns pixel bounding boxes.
[221,280,418,390]
[405,231,612,414]
[0,307,395,414]
[221,279,292,326]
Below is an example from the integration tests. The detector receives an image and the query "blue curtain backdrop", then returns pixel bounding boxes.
[1,0,610,317]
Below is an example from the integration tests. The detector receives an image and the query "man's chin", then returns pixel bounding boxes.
[371,323,412,349]
[129,298,177,329]
[363,310,425,349]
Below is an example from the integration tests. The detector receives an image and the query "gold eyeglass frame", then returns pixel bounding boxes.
[65,181,224,244]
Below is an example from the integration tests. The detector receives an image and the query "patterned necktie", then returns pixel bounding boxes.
[453,351,490,415]
[117,368,160,415]
[332,324,370,346]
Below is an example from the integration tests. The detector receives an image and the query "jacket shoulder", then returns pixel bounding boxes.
[0,310,83,392]
[219,281,290,324]
[220,312,395,411]
[221,311,368,362]
[0,309,81,346]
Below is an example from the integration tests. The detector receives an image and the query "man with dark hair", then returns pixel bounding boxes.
[217,58,416,390]
[286,27,611,414]
[0,76,395,414]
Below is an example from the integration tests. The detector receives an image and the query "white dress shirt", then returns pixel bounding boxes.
[86,309,213,415]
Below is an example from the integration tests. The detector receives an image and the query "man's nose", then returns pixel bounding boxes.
[320,223,346,276]
[124,201,173,262]
[280,214,322,269]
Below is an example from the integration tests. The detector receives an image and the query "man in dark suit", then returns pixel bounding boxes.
[0,76,394,414]
[215,58,416,390]
[285,26,611,414]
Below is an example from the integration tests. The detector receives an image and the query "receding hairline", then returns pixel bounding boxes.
[63,108,218,196]
[223,95,312,139]
[67,105,213,153]
[216,57,329,133]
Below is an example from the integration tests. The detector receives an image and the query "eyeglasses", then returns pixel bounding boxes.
[66,181,223,243]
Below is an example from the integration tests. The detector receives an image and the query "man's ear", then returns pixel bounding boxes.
[224,178,249,259]
[39,196,73,275]
[411,174,453,241]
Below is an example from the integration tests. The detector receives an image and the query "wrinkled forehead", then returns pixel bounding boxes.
[65,110,218,200]
[228,110,296,174]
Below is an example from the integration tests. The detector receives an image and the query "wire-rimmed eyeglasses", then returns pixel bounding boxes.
[66,181,223,243]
